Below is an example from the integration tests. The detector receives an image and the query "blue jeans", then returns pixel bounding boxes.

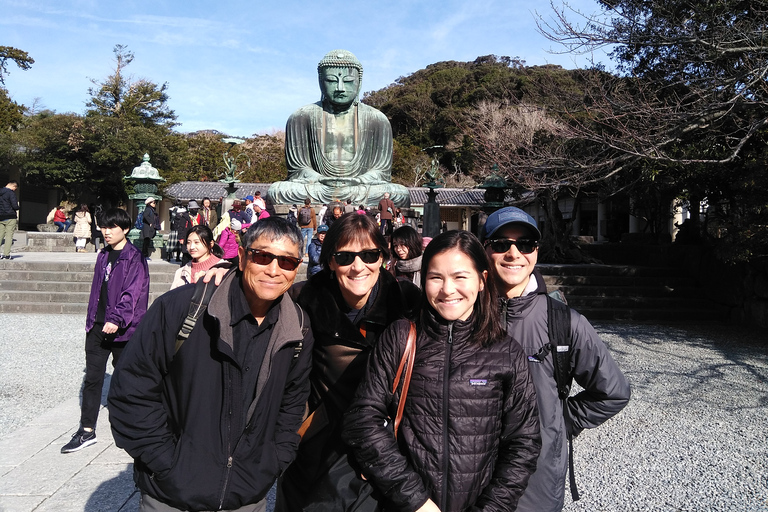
[301,228,313,256]
[54,220,71,232]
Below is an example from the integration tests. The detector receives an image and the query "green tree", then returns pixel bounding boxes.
[0,46,34,86]
[538,0,768,259]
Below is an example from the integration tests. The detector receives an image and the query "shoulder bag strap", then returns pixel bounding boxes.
[392,321,417,439]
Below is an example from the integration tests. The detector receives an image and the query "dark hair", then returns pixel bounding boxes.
[186,225,224,258]
[391,225,422,260]
[420,230,503,347]
[304,198,311,206]
[78,204,89,213]
[202,197,211,206]
[320,213,390,270]
[100,208,132,230]
[241,216,302,257]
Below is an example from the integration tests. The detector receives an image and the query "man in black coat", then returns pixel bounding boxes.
[0,180,19,259]
[141,197,159,259]
[109,217,314,512]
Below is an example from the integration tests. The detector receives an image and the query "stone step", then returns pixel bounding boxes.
[0,302,88,314]
[547,284,701,298]
[537,263,683,278]
[0,279,172,293]
[570,306,728,322]
[0,269,175,284]
[0,289,167,304]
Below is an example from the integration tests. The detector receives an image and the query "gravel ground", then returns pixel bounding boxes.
[1,314,766,511]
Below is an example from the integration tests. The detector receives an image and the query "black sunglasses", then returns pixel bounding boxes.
[333,249,382,266]
[245,248,302,271]
[485,238,539,255]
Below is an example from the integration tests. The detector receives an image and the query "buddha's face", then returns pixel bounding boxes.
[320,66,360,109]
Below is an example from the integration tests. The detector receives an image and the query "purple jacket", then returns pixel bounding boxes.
[218,227,240,259]
[86,241,150,342]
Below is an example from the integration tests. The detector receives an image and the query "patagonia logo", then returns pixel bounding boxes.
[469,379,488,386]
[556,346,570,353]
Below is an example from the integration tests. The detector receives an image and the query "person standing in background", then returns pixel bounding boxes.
[60,208,149,454]
[0,181,19,259]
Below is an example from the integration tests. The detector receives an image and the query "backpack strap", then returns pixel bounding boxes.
[292,301,307,360]
[546,294,572,400]
[174,279,218,355]
[546,293,580,502]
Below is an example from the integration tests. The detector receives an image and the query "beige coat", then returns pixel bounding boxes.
[73,212,92,239]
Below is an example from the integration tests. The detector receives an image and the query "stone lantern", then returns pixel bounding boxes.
[124,153,164,255]
[479,164,508,209]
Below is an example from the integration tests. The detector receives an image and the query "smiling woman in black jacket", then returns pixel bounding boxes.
[343,230,541,512]
[276,213,420,512]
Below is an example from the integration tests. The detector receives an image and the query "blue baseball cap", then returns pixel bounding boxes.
[244,195,255,202]
[483,207,541,241]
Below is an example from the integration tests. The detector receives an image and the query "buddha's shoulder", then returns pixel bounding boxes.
[288,102,323,120]
[357,102,388,121]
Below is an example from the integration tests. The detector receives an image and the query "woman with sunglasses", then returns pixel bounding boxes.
[275,213,421,512]
[343,230,541,512]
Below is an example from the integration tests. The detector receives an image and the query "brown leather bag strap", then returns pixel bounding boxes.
[392,321,417,439]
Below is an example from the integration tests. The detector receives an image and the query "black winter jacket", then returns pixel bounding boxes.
[141,204,158,239]
[276,269,420,511]
[507,269,631,512]
[343,312,542,512]
[108,271,314,511]
[0,186,18,221]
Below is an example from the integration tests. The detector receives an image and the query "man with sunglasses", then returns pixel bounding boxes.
[483,207,630,512]
[109,217,314,512]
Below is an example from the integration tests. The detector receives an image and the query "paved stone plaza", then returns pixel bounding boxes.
[0,310,766,511]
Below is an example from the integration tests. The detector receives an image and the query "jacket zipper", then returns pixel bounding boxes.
[440,323,453,510]
[218,366,235,510]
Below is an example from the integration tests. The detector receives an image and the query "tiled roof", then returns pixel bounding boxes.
[164,182,272,202]
[409,187,486,206]
[163,181,486,207]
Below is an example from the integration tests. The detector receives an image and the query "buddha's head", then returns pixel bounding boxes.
[318,50,363,110]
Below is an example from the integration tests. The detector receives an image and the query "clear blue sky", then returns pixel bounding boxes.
[2,0,607,138]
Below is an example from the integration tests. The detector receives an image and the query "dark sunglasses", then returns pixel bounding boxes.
[333,249,382,266]
[485,238,538,255]
[245,248,301,271]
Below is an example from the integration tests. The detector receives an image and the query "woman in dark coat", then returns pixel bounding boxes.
[343,231,541,512]
[276,213,421,512]
[140,197,159,259]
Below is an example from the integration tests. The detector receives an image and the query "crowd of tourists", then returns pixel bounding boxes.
[56,201,630,512]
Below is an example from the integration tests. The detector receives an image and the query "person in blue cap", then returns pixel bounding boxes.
[482,206,631,512]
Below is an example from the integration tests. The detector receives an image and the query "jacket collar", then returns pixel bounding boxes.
[421,306,475,347]
[299,268,408,341]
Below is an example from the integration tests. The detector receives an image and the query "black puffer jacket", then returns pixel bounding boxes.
[276,269,420,511]
[343,312,541,512]
[108,272,313,511]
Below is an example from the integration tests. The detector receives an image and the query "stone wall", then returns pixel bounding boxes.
[584,243,768,329]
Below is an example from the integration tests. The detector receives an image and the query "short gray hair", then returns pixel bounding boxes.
[241,217,302,257]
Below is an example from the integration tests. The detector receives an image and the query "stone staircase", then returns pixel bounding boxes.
[0,259,177,314]
[0,255,726,322]
[538,264,727,322]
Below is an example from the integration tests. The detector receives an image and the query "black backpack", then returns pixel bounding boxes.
[298,206,312,226]
[545,291,580,502]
